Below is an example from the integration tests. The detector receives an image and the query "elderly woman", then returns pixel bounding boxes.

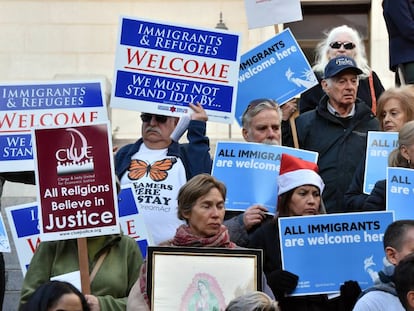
[299,24,384,114]
[248,154,360,311]
[127,173,274,310]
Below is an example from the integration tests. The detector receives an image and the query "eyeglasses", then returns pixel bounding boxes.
[329,41,356,50]
[140,113,168,124]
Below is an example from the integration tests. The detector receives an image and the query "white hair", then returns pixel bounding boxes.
[313,25,371,78]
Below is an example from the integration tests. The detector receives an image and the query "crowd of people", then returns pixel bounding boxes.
[3,17,413,311]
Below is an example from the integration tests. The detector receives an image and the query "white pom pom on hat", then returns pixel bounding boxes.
[277,153,325,195]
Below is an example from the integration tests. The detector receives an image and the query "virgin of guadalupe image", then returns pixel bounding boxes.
[181,273,226,311]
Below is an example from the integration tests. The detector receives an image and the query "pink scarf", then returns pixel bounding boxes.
[170,224,237,248]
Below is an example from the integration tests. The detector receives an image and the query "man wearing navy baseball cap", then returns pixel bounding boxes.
[323,55,363,79]
[292,55,379,213]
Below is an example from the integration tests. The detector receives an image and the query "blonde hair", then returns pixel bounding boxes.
[225,291,279,311]
[377,86,414,130]
[313,25,370,78]
[389,120,414,167]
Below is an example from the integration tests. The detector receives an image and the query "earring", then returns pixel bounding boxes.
[409,159,412,166]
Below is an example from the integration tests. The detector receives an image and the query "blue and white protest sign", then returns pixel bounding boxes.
[244,0,302,29]
[236,28,317,126]
[364,131,398,194]
[111,16,241,124]
[0,80,108,172]
[5,203,39,275]
[211,141,318,214]
[279,211,394,295]
[118,184,153,258]
[387,167,414,220]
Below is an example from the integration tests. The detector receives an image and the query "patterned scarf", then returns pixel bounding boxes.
[137,224,236,307]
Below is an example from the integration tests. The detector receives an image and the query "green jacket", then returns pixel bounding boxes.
[19,234,143,311]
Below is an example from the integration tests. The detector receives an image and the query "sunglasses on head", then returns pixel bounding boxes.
[140,114,168,124]
[329,41,355,50]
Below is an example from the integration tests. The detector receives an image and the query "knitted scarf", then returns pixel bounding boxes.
[170,224,237,248]
[138,224,236,307]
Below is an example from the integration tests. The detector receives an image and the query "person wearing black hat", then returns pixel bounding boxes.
[293,55,379,214]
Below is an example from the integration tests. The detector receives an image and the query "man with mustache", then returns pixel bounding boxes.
[115,103,212,245]
[294,56,379,214]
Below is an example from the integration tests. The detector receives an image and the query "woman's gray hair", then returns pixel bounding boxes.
[389,120,414,167]
[225,291,279,311]
[313,25,371,78]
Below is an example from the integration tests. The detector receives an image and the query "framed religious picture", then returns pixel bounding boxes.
[147,246,263,310]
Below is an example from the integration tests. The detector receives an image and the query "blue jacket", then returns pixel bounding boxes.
[115,120,212,181]
[383,0,414,71]
[295,95,379,213]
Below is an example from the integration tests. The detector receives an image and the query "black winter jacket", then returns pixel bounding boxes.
[295,96,379,213]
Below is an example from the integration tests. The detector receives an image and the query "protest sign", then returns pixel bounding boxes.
[244,0,302,29]
[236,28,317,126]
[0,213,10,253]
[364,131,398,194]
[33,122,120,241]
[0,80,108,172]
[111,16,241,123]
[118,184,153,258]
[5,203,39,275]
[279,211,394,295]
[211,141,317,214]
[5,187,151,275]
[387,167,414,220]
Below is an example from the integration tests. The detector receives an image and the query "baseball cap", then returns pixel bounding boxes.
[324,56,363,79]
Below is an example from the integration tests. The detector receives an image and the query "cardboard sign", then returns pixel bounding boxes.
[0,80,108,172]
[6,189,153,275]
[387,167,414,220]
[111,16,241,123]
[236,28,317,126]
[212,141,317,214]
[33,123,119,240]
[244,0,302,29]
[364,131,398,194]
[279,211,394,295]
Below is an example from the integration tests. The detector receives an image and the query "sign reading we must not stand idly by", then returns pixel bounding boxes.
[236,28,317,126]
[111,16,241,123]
[279,211,394,296]
[0,80,108,172]
[211,141,318,214]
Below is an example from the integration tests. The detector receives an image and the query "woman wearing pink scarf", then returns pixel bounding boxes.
[127,173,274,310]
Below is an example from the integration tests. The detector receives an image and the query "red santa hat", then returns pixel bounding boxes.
[277,153,325,195]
